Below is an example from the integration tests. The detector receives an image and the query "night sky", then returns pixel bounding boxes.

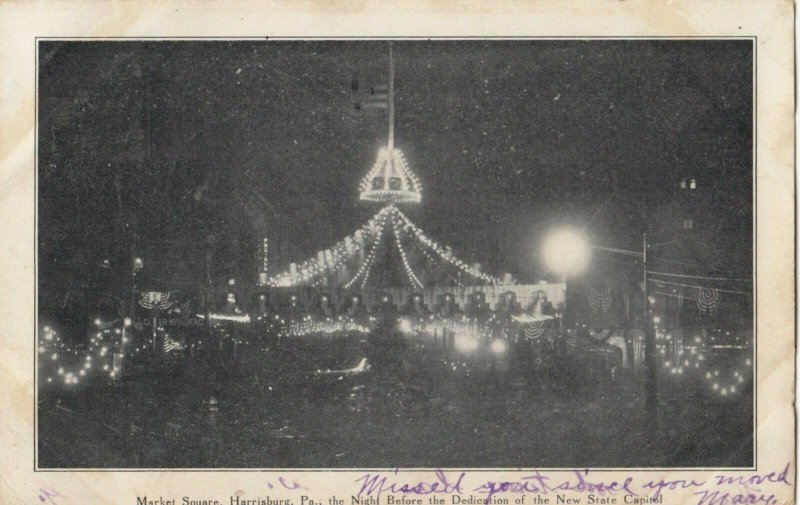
[38,40,753,289]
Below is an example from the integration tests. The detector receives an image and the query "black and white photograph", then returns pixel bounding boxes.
[36,39,754,469]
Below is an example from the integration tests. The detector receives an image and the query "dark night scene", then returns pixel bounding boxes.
[36,40,753,468]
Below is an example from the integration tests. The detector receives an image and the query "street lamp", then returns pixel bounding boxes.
[543,227,590,312]
[542,227,590,354]
[542,228,590,278]
[545,226,657,412]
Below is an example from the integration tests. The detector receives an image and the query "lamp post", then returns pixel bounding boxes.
[542,228,590,346]
[567,235,657,412]
[642,233,656,412]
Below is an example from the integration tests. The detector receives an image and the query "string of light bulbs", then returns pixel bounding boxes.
[417,237,466,288]
[648,278,753,296]
[39,326,122,386]
[647,270,752,283]
[390,209,424,289]
[394,207,502,285]
[269,206,390,287]
[656,331,751,397]
[343,208,389,289]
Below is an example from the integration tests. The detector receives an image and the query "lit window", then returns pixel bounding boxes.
[690,179,696,189]
[683,219,693,230]
[680,179,687,189]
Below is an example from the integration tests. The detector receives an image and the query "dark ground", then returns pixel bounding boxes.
[37,332,752,469]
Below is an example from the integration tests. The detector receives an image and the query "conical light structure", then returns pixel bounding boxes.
[266,46,503,289]
[359,46,422,204]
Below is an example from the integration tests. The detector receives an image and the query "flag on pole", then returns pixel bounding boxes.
[566,329,580,347]
[163,335,185,353]
[353,81,389,110]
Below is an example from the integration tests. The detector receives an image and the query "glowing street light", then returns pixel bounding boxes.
[490,338,508,355]
[542,228,590,277]
[544,224,658,412]
[398,319,413,334]
[542,227,589,341]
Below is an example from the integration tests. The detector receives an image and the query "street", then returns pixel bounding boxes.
[38,329,752,468]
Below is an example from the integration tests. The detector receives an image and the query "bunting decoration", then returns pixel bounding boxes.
[587,286,613,314]
[138,291,173,310]
[524,320,548,339]
[167,299,192,317]
[649,271,751,325]
[588,328,611,341]
[696,287,721,316]
[567,278,628,329]
[512,313,554,340]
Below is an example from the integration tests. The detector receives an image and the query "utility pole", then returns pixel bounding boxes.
[128,230,137,322]
[643,232,657,412]
[205,244,213,346]
[577,219,658,412]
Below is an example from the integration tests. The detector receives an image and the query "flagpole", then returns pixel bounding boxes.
[388,44,395,152]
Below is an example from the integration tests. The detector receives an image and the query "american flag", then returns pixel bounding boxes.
[633,337,644,369]
[353,79,389,110]
[167,299,192,316]
[163,335,185,353]
[566,329,580,347]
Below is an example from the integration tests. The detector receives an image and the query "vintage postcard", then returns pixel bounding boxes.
[0,1,794,505]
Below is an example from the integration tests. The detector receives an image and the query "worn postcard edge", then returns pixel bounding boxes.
[0,1,794,505]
